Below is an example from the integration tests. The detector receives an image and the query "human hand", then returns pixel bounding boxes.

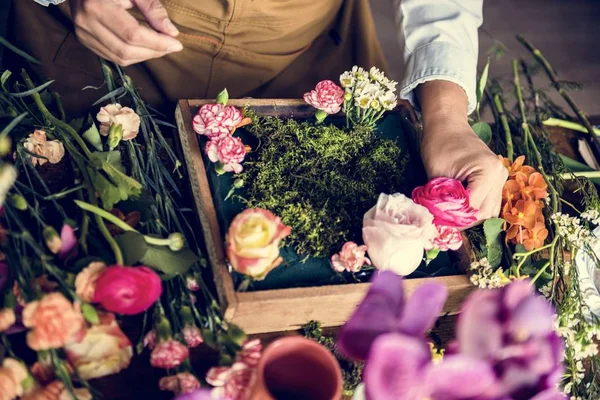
[70,0,183,66]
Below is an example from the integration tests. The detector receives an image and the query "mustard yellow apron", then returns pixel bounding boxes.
[8,0,388,115]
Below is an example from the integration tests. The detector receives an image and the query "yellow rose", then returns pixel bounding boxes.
[64,313,132,380]
[226,208,291,280]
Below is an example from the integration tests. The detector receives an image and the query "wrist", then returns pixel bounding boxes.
[416,80,469,134]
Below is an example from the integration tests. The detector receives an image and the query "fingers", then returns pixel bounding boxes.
[133,0,179,36]
[467,158,508,225]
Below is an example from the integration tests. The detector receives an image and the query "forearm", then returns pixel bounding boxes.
[416,80,468,134]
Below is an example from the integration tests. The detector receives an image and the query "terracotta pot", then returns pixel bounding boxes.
[250,336,343,400]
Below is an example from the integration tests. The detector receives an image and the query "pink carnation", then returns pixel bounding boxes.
[143,330,157,350]
[331,242,371,273]
[186,276,200,291]
[303,80,344,114]
[207,362,256,400]
[159,372,201,394]
[411,177,478,228]
[182,325,204,348]
[236,339,262,367]
[193,104,242,139]
[150,339,189,369]
[206,136,246,173]
[433,226,464,251]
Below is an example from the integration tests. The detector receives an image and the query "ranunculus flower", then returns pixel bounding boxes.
[150,339,189,369]
[433,226,463,251]
[22,293,84,351]
[159,372,201,394]
[75,261,106,303]
[23,130,65,166]
[93,265,162,315]
[182,325,204,348]
[362,193,438,276]
[226,208,292,280]
[206,135,246,173]
[303,80,345,114]
[64,312,133,380]
[96,103,141,141]
[331,241,371,273]
[411,177,478,228]
[0,358,28,399]
[193,104,242,139]
[0,308,15,332]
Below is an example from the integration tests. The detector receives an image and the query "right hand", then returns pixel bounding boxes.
[70,0,183,66]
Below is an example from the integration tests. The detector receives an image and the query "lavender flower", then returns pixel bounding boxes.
[337,270,448,360]
[174,389,213,400]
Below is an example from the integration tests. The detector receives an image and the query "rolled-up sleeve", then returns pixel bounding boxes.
[395,0,483,114]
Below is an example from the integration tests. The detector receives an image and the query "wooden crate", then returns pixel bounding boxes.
[175,99,474,334]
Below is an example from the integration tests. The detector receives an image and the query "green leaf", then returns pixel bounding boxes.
[484,218,504,268]
[472,121,493,144]
[0,112,28,137]
[0,36,41,65]
[81,303,100,325]
[1,70,12,90]
[89,152,142,210]
[92,87,126,106]
[141,244,198,276]
[115,231,149,265]
[82,123,103,151]
[216,88,229,105]
[8,80,54,98]
[559,155,600,185]
[476,57,490,104]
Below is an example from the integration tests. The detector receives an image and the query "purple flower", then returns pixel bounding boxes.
[59,224,77,260]
[0,257,7,291]
[364,333,497,400]
[174,389,214,400]
[455,280,565,400]
[337,270,447,360]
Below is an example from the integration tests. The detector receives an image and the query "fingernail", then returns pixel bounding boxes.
[164,19,179,36]
[167,42,183,53]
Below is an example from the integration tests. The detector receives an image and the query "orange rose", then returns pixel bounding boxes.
[0,308,15,332]
[22,293,84,351]
[0,358,28,400]
[226,208,291,280]
[64,313,132,379]
[74,261,106,303]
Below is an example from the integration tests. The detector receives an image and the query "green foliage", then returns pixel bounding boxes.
[472,121,492,144]
[301,321,363,396]
[88,151,142,210]
[483,218,504,268]
[240,112,407,257]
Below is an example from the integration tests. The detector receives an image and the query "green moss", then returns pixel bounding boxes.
[240,111,407,257]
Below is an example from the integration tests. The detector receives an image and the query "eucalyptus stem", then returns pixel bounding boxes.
[516,34,600,146]
[493,93,514,161]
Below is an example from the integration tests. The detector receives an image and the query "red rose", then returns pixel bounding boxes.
[93,266,162,315]
[303,80,345,114]
[411,177,478,228]
[206,135,246,173]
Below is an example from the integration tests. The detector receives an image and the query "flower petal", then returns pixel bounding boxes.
[59,225,77,260]
[456,289,503,358]
[397,282,447,336]
[425,355,497,399]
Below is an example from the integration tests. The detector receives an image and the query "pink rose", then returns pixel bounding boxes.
[226,208,292,280]
[303,80,344,114]
[96,104,141,141]
[331,242,371,273]
[150,339,189,369]
[159,372,201,394]
[433,226,463,251]
[193,104,243,139]
[362,193,438,276]
[206,135,246,173]
[93,266,162,315]
[182,325,204,348]
[75,261,106,303]
[411,177,478,228]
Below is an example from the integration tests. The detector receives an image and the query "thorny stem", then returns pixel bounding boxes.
[492,93,514,161]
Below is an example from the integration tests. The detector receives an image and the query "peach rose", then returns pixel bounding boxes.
[22,293,85,351]
[362,193,438,276]
[74,261,106,303]
[0,358,28,400]
[96,104,141,141]
[0,308,16,332]
[226,208,292,280]
[23,130,65,166]
[64,312,132,380]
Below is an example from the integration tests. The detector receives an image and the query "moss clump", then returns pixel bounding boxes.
[240,112,407,258]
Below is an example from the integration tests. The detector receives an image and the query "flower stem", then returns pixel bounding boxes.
[74,200,135,232]
[493,94,514,161]
[560,171,600,179]
[543,118,600,135]
[530,261,551,284]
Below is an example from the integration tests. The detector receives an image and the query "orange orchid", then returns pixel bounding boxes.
[522,222,549,251]
[502,180,521,213]
[515,171,548,201]
[503,200,538,229]
[499,155,537,177]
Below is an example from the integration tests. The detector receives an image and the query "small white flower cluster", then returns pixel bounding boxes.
[469,258,507,289]
[580,208,600,225]
[539,281,553,298]
[340,66,398,112]
[551,213,596,248]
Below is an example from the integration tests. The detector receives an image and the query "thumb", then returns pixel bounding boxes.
[132,0,179,36]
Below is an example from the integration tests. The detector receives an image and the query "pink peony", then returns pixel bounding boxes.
[411,177,478,228]
[206,135,246,173]
[433,226,463,251]
[363,193,438,276]
[150,339,189,369]
[303,80,345,114]
[75,261,106,303]
[226,208,291,280]
[193,104,242,139]
[93,266,162,315]
[159,372,201,394]
[182,325,204,348]
[96,104,141,141]
[331,242,371,273]
[23,130,65,166]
